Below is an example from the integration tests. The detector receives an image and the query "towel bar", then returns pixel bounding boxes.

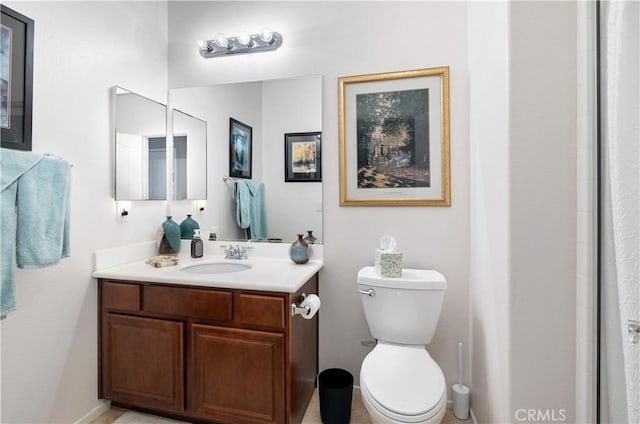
[44,152,73,167]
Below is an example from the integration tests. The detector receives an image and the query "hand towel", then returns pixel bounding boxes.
[16,156,71,268]
[1,149,43,315]
[0,149,71,316]
[235,180,252,229]
[235,180,267,240]
[0,148,44,190]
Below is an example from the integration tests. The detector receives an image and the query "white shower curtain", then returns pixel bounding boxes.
[601,1,640,423]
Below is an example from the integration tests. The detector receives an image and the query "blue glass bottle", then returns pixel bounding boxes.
[289,234,309,264]
[180,214,200,239]
[159,216,181,255]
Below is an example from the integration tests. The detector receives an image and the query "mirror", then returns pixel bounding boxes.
[169,75,323,242]
[113,86,167,200]
[172,109,207,200]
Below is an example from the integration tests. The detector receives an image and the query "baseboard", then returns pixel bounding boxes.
[354,384,361,395]
[73,400,110,424]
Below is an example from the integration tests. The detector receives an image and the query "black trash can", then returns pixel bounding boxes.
[318,368,354,424]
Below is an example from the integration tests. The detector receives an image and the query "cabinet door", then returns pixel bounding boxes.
[190,325,285,424]
[102,314,184,413]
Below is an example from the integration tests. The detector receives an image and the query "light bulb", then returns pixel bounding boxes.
[259,28,273,43]
[213,33,229,48]
[237,31,253,46]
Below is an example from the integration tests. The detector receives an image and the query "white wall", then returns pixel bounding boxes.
[169,0,471,395]
[509,3,577,421]
[469,2,578,423]
[0,1,168,423]
[468,2,512,422]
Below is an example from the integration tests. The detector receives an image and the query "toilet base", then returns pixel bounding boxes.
[360,379,447,424]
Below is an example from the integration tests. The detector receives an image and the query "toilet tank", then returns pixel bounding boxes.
[357,267,446,345]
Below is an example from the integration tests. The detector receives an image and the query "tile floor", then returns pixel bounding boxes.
[91,389,470,424]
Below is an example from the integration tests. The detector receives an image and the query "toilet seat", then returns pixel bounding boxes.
[361,378,446,423]
[360,343,446,423]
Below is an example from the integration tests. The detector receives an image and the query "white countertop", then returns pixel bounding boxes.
[92,247,323,293]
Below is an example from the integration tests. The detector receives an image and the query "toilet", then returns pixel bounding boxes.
[358,266,447,424]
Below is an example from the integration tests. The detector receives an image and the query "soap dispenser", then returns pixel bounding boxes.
[191,229,203,258]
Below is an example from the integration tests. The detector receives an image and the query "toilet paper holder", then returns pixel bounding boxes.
[291,293,311,317]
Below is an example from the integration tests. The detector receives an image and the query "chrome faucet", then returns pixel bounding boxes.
[224,244,248,260]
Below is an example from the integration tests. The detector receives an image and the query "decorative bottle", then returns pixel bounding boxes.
[191,229,203,258]
[303,230,318,259]
[180,214,200,240]
[159,216,181,255]
[289,234,309,264]
[303,230,318,244]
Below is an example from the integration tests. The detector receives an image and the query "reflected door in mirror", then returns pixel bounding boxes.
[114,86,167,200]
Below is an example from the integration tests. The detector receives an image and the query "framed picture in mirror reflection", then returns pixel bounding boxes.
[229,118,252,179]
[284,132,322,182]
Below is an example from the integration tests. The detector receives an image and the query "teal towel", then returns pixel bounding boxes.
[1,149,43,316]
[235,180,267,240]
[16,156,71,268]
[1,149,71,316]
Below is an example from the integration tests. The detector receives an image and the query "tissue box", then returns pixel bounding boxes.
[375,249,403,278]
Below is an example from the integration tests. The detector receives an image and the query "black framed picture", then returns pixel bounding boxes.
[284,132,322,182]
[1,5,34,151]
[229,118,252,179]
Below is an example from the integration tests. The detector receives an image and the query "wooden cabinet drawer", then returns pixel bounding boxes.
[102,281,141,312]
[237,293,286,330]
[144,285,232,322]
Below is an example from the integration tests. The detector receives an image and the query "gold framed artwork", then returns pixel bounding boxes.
[338,67,450,206]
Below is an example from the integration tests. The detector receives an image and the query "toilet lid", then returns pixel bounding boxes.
[360,344,445,417]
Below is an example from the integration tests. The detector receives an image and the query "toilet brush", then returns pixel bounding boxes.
[452,342,470,420]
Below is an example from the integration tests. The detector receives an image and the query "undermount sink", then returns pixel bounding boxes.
[181,262,251,274]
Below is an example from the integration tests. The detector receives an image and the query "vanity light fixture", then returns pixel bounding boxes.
[199,28,283,58]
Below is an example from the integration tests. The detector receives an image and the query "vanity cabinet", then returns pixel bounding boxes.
[98,275,318,424]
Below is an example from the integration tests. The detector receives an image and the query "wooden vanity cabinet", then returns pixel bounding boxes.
[98,275,318,424]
